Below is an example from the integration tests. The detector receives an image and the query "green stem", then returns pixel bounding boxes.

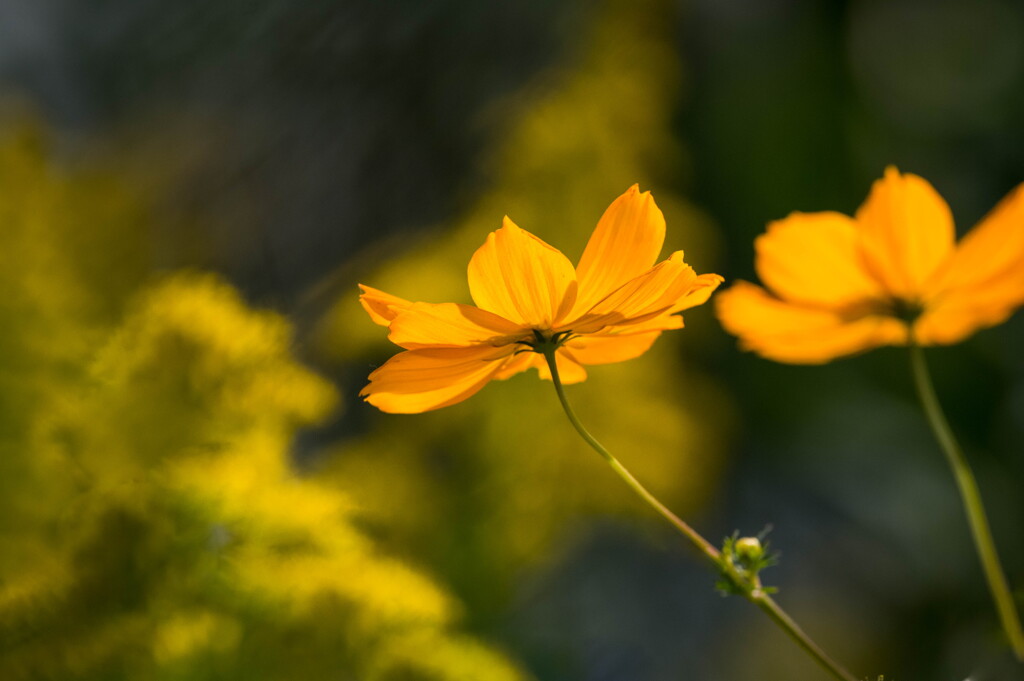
[540,347,859,681]
[908,337,1024,660]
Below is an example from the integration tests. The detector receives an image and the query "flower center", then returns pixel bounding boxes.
[844,296,925,325]
[888,297,925,325]
[515,328,576,355]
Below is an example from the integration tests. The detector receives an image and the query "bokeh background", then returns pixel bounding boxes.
[2,0,1024,679]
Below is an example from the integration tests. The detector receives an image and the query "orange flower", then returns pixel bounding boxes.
[716,167,1024,363]
[360,185,723,413]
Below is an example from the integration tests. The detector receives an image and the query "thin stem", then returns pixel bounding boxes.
[752,593,853,678]
[540,348,859,681]
[908,337,1024,660]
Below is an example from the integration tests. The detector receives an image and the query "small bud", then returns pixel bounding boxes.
[734,537,763,562]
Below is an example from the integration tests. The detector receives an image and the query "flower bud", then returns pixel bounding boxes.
[734,537,763,562]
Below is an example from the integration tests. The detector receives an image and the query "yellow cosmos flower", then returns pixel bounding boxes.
[360,185,723,413]
[716,167,1024,363]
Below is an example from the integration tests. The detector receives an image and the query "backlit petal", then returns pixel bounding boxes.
[467,217,578,327]
[564,330,664,366]
[716,281,906,364]
[567,252,699,333]
[670,272,725,313]
[915,292,1022,346]
[387,302,524,350]
[593,313,686,335]
[559,313,682,366]
[755,211,885,307]
[917,182,1024,344]
[571,185,666,316]
[493,351,537,380]
[360,345,515,413]
[359,284,414,326]
[856,167,955,299]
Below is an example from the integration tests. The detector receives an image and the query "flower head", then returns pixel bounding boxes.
[360,185,723,413]
[716,167,1024,363]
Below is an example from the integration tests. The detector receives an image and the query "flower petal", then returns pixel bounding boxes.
[387,302,524,349]
[716,281,906,363]
[755,211,885,307]
[359,284,414,326]
[855,167,955,299]
[566,252,700,333]
[492,351,538,380]
[596,313,686,334]
[917,182,1024,344]
[467,217,578,328]
[571,185,666,316]
[564,330,664,366]
[914,293,1018,346]
[670,272,725,313]
[360,345,515,413]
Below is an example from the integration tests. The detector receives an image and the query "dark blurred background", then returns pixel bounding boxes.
[2,0,1023,679]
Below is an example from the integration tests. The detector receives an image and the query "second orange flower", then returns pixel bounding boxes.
[717,167,1024,363]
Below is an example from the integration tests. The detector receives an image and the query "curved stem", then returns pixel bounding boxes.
[908,338,1024,660]
[540,348,859,681]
